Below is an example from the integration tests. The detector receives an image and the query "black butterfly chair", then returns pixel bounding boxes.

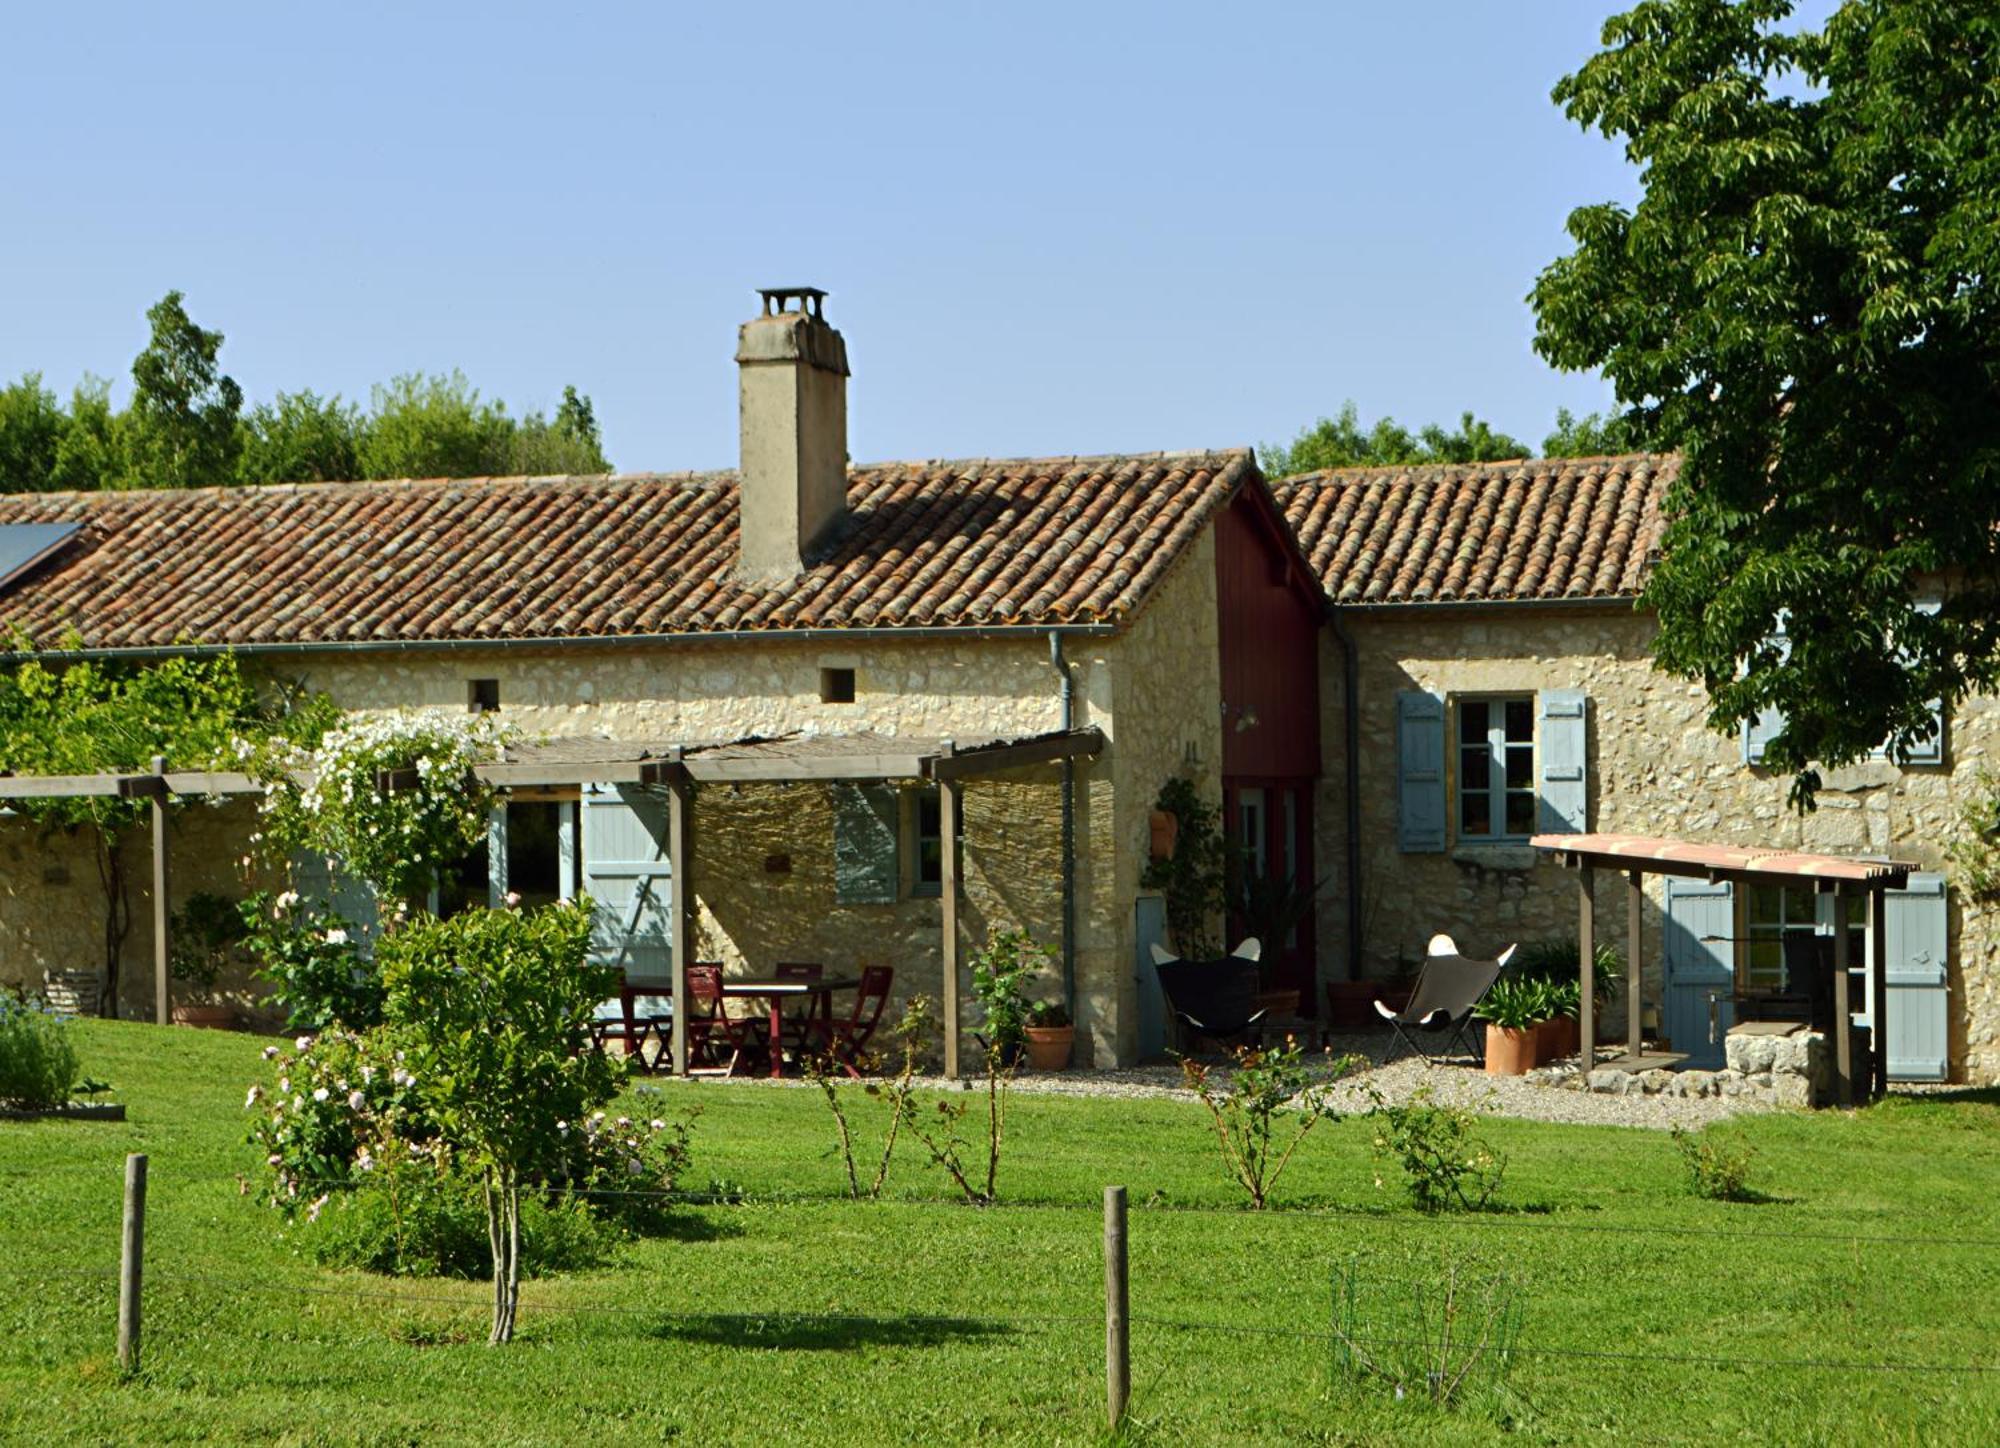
[1376,934,1516,1066]
[1149,939,1267,1051]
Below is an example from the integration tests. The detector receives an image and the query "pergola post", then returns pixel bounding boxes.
[1833,883,1854,1107]
[940,774,962,1081]
[1869,885,1890,1098]
[666,752,690,1077]
[1577,865,1595,1067]
[1626,869,1643,1060]
[150,755,169,1028]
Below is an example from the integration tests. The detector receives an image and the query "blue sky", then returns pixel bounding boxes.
[0,2,1825,472]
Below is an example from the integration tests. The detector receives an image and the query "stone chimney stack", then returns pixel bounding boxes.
[735,287,850,582]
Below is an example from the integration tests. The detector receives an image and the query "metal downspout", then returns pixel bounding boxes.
[1048,631,1078,1012]
[1329,610,1363,980]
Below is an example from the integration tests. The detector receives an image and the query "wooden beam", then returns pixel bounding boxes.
[118,774,169,800]
[927,727,1106,780]
[1578,866,1595,1070]
[479,761,648,788]
[162,771,258,796]
[150,755,170,1029]
[1832,884,1848,1112]
[1626,869,1643,1060]
[683,752,930,783]
[667,761,690,1078]
[0,774,130,799]
[1869,886,1890,1099]
[941,776,962,1081]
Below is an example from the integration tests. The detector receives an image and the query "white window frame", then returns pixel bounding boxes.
[1454,694,1536,843]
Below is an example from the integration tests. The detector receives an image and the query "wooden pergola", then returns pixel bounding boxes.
[0,725,1104,1079]
[1530,832,1915,1106]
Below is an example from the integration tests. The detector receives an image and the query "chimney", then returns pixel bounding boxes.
[735,286,850,582]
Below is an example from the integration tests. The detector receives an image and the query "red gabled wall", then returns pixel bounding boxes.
[1215,491,1322,777]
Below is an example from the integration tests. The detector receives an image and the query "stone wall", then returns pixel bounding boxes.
[0,601,1231,1067]
[1317,605,2000,1083]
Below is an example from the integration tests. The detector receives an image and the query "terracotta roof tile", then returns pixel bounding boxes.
[0,451,1252,651]
[1270,454,1676,605]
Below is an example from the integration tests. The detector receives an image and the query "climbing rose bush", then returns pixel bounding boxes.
[256,710,511,901]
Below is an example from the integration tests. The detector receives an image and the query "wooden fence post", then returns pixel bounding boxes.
[1105,1184,1129,1429]
[119,1153,147,1373]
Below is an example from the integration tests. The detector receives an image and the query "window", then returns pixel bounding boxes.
[1457,697,1535,840]
[1744,885,1864,992]
[820,667,856,704]
[468,678,500,713]
[910,786,944,896]
[1236,787,1268,881]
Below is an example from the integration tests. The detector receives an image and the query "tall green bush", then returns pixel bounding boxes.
[376,901,621,1344]
[0,996,82,1108]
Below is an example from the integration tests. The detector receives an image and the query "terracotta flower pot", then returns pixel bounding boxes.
[170,1003,236,1030]
[1148,809,1179,862]
[1534,1017,1578,1064]
[1023,1025,1075,1072]
[1483,1024,1538,1076]
[1254,988,1300,1021]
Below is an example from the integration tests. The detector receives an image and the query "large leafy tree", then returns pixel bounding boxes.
[358,371,515,480]
[1532,0,2000,803]
[1262,403,1530,477]
[124,290,243,489]
[0,374,67,492]
[237,389,363,484]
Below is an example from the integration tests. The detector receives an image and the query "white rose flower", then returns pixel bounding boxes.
[312,1087,330,1103]
[324,928,349,946]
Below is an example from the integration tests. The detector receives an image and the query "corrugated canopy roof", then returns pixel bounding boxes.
[1530,832,1915,888]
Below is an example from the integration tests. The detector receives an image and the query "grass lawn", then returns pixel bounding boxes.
[5,1021,2000,1445]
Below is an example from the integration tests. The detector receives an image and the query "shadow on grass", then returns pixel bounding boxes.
[1885,1085,2000,1110]
[627,1211,743,1244]
[648,1312,1012,1351]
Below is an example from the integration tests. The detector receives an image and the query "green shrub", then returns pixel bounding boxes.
[1367,1086,1506,1212]
[308,1160,617,1278]
[969,928,1056,1048]
[1511,936,1620,993]
[1182,1038,1364,1209]
[0,994,82,1108]
[1671,1126,1757,1202]
[1474,977,1546,1031]
[241,890,383,1031]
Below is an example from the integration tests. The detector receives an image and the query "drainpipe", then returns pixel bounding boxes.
[1329,610,1363,980]
[1048,630,1078,1012]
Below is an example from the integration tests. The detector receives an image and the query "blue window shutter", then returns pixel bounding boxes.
[1872,601,1946,765]
[580,783,674,975]
[1743,623,1789,765]
[1396,690,1446,853]
[1883,872,1949,1082]
[291,851,380,956]
[833,783,900,904]
[1536,689,1588,833]
[1663,879,1735,1067]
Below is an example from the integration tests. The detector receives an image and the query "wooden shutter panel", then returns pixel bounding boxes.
[1872,601,1946,765]
[833,783,900,904]
[1536,689,1588,833]
[1663,878,1735,1067]
[1742,623,1789,765]
[1396,690,1446,854]
[291,852,380,955]
[1883,872,1949,1082]
[580,783,674,976]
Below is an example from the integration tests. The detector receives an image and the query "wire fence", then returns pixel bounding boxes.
[12,1162,2000,1253]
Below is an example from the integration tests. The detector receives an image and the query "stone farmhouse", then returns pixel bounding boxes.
[0,290,1987,1082]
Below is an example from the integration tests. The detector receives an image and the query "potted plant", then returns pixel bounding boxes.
[169,891,248,1029]
[970,928,1056,1068]
[1538,979,1582,1061]
[1023,1000,1075,1071]
[1476,977,1543,1076]
[1510,936,1621,1046]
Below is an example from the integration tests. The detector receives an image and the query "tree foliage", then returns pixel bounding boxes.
[0,294,612,492]
[124,290,244,490]
[1532,0,2000,803]
[1261,402,1530,478]
[376,902,620,1343]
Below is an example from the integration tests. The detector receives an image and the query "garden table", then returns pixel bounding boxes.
[608,973,861,1077]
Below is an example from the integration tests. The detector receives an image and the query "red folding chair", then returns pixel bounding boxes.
[685,964,758,1076]
[772,962,824,1063]
[808,965,894,1078]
